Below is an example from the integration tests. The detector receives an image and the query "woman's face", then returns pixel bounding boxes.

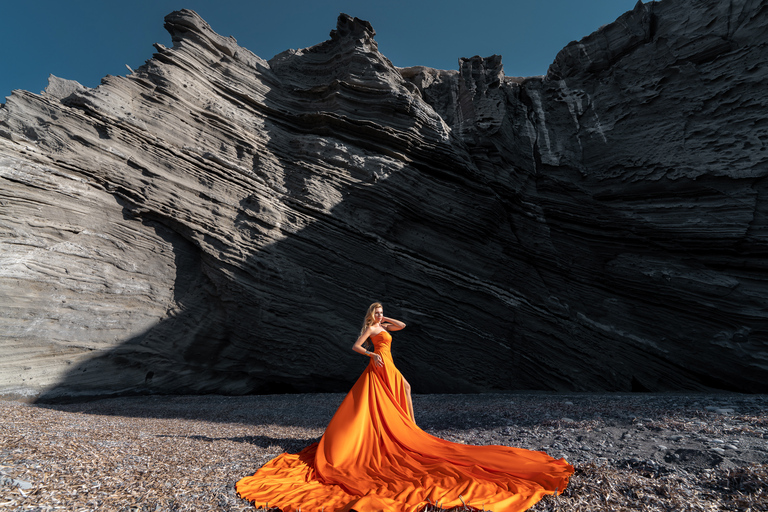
[374,307,384,323]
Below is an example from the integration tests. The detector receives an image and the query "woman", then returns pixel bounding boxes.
[237,303,573,512]
[350,303,413,420]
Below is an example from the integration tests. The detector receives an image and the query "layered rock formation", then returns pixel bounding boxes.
[1,0,766,401]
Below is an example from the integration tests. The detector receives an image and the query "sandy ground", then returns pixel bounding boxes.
[1,392,767,511]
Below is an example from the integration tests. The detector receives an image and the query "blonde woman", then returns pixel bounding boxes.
[350,302,413,420]
[237,302,573,512]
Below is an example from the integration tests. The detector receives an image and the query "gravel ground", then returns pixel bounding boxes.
[1,393,767,511]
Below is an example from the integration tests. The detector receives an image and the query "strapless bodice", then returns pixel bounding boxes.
[370,330,392,352]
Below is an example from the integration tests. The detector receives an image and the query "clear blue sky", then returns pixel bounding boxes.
[1,0,639,101]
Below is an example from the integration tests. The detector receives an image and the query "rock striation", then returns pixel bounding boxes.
[1,0,767,401]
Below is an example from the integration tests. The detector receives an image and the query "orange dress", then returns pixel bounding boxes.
[236,330,573,512]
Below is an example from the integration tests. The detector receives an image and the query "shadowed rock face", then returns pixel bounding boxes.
[0,0,766,401]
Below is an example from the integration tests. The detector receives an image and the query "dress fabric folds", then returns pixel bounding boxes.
[236,330,573,512]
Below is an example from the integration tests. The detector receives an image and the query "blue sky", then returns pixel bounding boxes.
[1,0,639,101]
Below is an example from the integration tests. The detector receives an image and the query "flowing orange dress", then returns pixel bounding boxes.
[236,330,573,512]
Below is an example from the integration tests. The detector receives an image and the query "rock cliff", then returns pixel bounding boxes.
[1,0,766,401]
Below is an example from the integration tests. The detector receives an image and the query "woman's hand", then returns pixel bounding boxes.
[372,354,384,368]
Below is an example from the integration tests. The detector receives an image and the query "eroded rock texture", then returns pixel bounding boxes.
[1,0,766,400]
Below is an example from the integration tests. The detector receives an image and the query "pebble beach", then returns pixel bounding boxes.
[2,393,766,511]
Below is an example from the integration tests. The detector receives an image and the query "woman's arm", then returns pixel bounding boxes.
[352,327,384,366]
[382,317,406,331]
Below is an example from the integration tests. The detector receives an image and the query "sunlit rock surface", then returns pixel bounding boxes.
[1,0,766,400]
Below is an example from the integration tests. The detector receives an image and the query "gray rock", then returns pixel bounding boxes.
[12,478,33,490]
[1,1,767,399]
[41,75,86,100]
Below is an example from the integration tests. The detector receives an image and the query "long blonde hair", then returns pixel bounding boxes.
[360,302,383,337]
